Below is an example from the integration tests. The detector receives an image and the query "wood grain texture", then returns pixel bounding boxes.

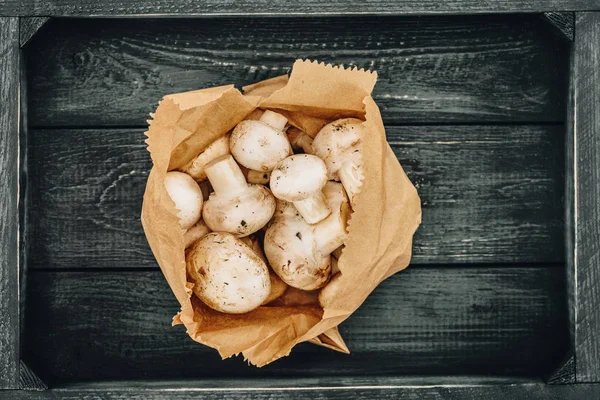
[1,0,600,17]
[22,267,568,382]
[26,16,567,127]
[4,383,600,400]
[542,12,575,40]
[26,125,564,270]
[573,12,600,383]
[0,16,20,390]
[19,17,49,48]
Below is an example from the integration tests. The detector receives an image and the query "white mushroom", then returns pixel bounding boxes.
[186,232,270,314]
[313,182,352,255]
[202,155,276,237]
[312,118,365,206]
[184,220,211,248]
[264,200,332,291]
[240,235,289,305]
[287,127,314,154]
[230,110,291,171]
[270,154,331,224]
[164,171,204,230]
[247,170,271,185]
[180,135,230,182]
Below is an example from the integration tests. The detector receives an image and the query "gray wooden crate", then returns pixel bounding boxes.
[1,2,599,398]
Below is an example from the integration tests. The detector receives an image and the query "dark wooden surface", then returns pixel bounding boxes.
[26,125,564,269]
[5,381,600,399]
[19,13,573,386]
[0,16,20,390]
[1,0,600,17]
[26,16,567,127]
[22,267,567,383]
[573,12,600,383]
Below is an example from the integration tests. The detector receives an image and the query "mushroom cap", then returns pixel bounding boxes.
[202,184,276,237]
[262,269,289,305]
[318,272,342,309]
[186,232,270,314]
[230,120,291,171]
[264,203,331,290]
[270,154,328,202]
[312,118,364,178]
[164,171,204,230]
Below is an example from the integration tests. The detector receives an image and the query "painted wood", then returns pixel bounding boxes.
[573,12,600,383]
[0,16,20,390]
[542,12,575,41]
[4,383,600,400]
[23,267,568,382]
[26,16,567,127]
[26,124,564,270]
[1,0,600,17]
[19,17,49,48]
[547,355,576,384]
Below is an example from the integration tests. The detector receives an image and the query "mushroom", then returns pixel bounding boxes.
[202,154,276,237]
[164,171,204,230]
[186,232,270,314]
[270,154,331,224]
[264,199,332,291]
[247,170,271,185]
[313,181,352,255]
[230,110,291,172]
[184,220,211,248]
[312,118,365,206]
[180,135,230,182]
[287,127,313,154]
[240,235,289,304]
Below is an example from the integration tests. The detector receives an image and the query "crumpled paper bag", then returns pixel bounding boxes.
[141,59,422,367]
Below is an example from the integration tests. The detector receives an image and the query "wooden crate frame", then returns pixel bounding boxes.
[1,1,599,398]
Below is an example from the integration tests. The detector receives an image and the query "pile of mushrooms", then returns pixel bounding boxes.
[164,110,364,314]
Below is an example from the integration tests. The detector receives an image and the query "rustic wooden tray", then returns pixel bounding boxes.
[1,2,599,399]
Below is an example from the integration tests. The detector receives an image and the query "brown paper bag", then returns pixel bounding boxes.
[141,60,422,367]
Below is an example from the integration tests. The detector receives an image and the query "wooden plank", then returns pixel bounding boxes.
[19,17,49,48]
[1,0,600,17]
[26,124,564,270]
[23,267,568,382]
[4,383,600,400]
[26,16,568,127]
[0,16,20,390]
[573,12,600,383]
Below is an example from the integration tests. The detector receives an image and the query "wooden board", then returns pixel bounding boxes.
[0,16,20,390]
[2,0,600,17]
[26,16,567,127]
[23,267,568,383]
[26,124,564,270]
[5,383,600,400]
[573,12,600,383]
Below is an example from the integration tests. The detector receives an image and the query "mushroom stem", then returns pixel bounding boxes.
[293,192,331,224]
[204,155,248,197]
[338,159,363,207]
[259,110,288,131]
